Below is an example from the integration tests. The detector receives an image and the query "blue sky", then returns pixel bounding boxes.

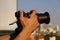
[17,0,60,26]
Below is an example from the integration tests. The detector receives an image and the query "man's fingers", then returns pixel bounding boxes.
[20,10,24,18]
[30,10,37,17]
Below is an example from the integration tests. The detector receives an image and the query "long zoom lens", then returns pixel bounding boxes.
[15,11,50,24]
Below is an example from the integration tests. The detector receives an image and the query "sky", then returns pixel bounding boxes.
[17,0,60,26]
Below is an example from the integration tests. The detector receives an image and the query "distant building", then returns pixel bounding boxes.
[56,25,60,31]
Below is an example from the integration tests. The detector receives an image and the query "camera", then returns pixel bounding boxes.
[15,11,50,24]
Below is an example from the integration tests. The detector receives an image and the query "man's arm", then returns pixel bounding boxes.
[14,10,39,40]
[14,26,33,40]
[0,35,10,40]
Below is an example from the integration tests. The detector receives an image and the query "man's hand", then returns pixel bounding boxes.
[20,10,39,32]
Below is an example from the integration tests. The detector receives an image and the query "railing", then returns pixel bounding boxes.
[0,30,14,36]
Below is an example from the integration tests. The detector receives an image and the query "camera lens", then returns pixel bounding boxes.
[36,12,50,24]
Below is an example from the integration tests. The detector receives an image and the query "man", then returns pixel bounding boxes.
[0,10,39,40]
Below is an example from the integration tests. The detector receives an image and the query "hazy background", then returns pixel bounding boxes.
[17,0,60,26]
